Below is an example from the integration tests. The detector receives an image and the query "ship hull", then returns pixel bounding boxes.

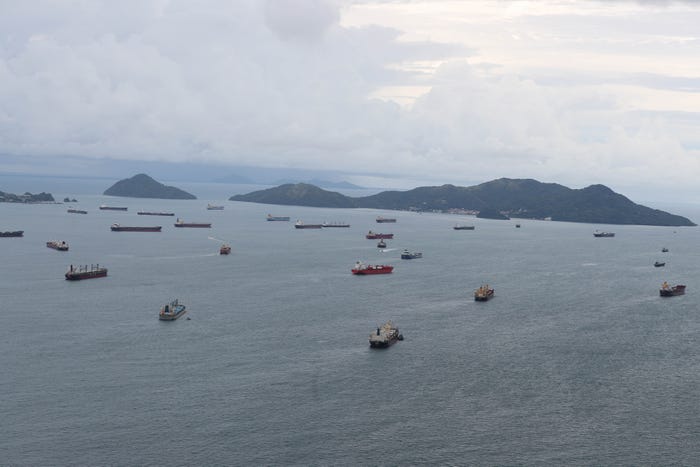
[474,290,495,301]
[174,223,211,228]
[47,241,69,251]
[138,212,174,216]
[401,253,422,259]
[295,224,322,229]
[454,226,475,230]
[376,218,396,223]
[660,286,685,297]
[67,209,87,214]
[369,338,398,348]
[111,226,162,232]
[100,206,128,211]
[267,216,290,221]
[366,233,393,239]
[65,269,108,280]
[159,309,187,320]
[0,231,24,237]
[352,266,394,275]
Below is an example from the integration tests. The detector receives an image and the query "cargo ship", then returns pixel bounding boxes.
[660,282,685,297]
[474,285,495,301]
[46,240,69,251]
[454,225,475,230]
[294,220,322,229]
[401,249,422,259]
[207,204,224,210]
[593,231,615,237]
[0,230,24,237]
[138,211,175,216]
[67,209,87,214]
[267,214,290,221]
[654,261,665,267]
[220,244,231,255]
[351,261,394,275]
[174,219,211,228]
[159,299,187,320]
[369,321,403,348]
[110,224,162,232]
[366,231,393,239]
[322,222,350,228]
[65,264,107,281]
[99,205,128,211]
[376,216,397,223]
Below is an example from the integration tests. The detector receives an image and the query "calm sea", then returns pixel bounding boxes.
[3,181,700,465]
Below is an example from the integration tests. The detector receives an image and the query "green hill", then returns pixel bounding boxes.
[104,174,196,199]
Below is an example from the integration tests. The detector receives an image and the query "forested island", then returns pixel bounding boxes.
[104,174,196,199]
[229,178,695,227]
[0,190,54,203]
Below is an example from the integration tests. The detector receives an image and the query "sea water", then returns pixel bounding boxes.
[3,184,700,465]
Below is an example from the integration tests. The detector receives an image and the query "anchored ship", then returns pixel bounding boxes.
[67,209,87,214]
[46,240,69,251]
[220,244,231,255]
[474,285,495,301]
[159,299,187,320]
[351,261,394,275]
[110,224,162,232]
[453,225,475,230]
[322,222,350,228]
[295,220,322,229]
[0,230,24,237]
[376,216,397,223]
[65,264,107,281]
[100,205,128,211]
[593,231,615,237]
[138,211,174,216]
[174,219,211,228]
[366,231,393,239]
[369,321,403,348]
[207,204,224,210]
[401,249,422,259]
[267,214,290,221]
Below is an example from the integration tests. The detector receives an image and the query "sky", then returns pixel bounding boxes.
[1,0,700,199]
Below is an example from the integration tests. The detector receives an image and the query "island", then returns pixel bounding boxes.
[103,174,196,199]
[229,178,696,227]
[0,190,54,203]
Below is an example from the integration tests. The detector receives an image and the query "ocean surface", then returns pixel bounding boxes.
[3,182,700,465]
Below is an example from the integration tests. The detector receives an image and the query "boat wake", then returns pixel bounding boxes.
[379,248,398,252]
[208,236,227,243]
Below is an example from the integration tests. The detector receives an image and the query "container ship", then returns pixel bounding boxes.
[159,299,187,320]
[0,230,24,237]
[110,224,162,232]
[100,205,128,211]
[65,264,107,281]
[174,219,211,228]
[47,240,69,251]
[369,321,403,348]
[351,261,394,275]
[366,231,393,239]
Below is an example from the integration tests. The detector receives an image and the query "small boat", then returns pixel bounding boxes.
[110,224,162,232]
[99,205,128,211]
[453,225,475,230]
[401,249,422,259]
[294,220,322,229]
[369,321,403,348]
[474,285,495,301]
[660,282,685,297]
[220,244,231,255]
[65,264,107,281]
[159,299,187,320]
[662,247,669,252]
[654,261,665,267]
[67,208,87,214]
[47,240,69,251]
[351,261,394,275]
[377,239,387,248]
[0,230,24,237]
[322,222,350,228]
[376,216,397,223]
[515,223,521,228]
[593,230,615,237]
[267,214,290,221]
[138,211,175,216]
[366,231,393,239]
[174,218,211,228]
[207,204,224,210]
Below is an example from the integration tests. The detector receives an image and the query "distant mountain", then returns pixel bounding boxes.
[104,174,196,199]
[272,179,364,190]
[213,174,255,184]
[0,190,54,203]
[229,178,695,226]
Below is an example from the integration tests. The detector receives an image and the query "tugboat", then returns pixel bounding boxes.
[593,230,615,237]
[654,261,665,267]
[376,216,397,223]
[267,214,290,221]
[110,224,162,232]
[159,299,187,320]
[659,282,685,297]
[220,244,231,255]
[662,247,669,252]
[0,230,24,237]
[174,218,211,228]
[366,231,393,239]
[46,240,69,251]
[351,261,394,275]
[377,239,387,248]
[400,249,422,259]
[474,285,495,301]
[453,225,475,230]
[369,321,403,348]
[65,264,107,280]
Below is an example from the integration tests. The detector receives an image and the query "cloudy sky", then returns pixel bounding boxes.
[1,0,700,198]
